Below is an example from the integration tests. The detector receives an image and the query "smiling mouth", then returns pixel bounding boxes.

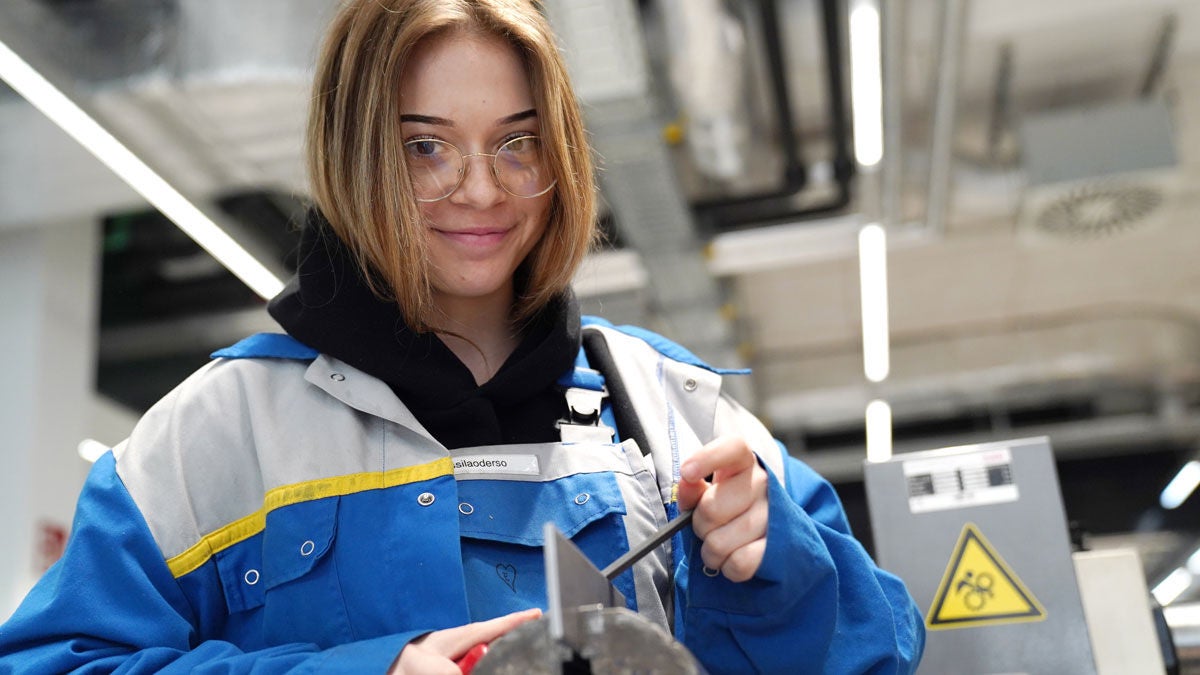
[438,227,508,237]
[434,227,511,246]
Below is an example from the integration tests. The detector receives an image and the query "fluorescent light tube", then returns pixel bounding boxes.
[849,0,883,167]
[0,39,284,300]
[1152,567,1193,606]
[859,222,890,382]
[865,399,893,463]
[1160,460,1200,510]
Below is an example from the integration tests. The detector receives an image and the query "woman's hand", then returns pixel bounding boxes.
[388,608,542,674]
[676,435,770,583]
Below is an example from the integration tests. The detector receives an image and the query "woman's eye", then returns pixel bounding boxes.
[504,136,538,156]
[408,140,440,157]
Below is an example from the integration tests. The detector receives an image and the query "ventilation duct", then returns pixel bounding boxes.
[1018,99,1180,240]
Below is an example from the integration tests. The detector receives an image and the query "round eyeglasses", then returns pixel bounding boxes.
[403,135,557,202]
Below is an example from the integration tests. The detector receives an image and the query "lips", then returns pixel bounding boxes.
[433,226,511,248]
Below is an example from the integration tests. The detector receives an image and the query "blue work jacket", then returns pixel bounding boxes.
[0,320,924,673]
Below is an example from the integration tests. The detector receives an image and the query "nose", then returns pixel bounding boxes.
[449,153,505,208]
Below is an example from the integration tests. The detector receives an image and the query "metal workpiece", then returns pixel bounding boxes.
[544,525,626,651]
[476,521,708,674]
[472,610,705,675]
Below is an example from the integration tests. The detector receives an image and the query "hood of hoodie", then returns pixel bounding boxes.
[267,210,580,449]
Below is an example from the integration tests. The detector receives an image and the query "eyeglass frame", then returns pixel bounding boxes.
[403,135,558,203]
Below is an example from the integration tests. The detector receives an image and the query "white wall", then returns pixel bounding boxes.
[0,219,113,620]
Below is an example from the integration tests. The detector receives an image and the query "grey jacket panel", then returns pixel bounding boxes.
[114,327,779,582]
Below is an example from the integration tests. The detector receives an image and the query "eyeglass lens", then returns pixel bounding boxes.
[404,136,553,201]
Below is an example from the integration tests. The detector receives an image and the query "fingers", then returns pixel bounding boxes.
[678,435,755,512]
[676,472,708,512]
[680,436,769,582]
[681,436,757,484]
[696,496,769,582]
[420,608,542,658]
[392,609,542,674]
[389,646,461,675]
[688,459,763,536]
[684,437,767,538]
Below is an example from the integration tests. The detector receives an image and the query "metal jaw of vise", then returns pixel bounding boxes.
[470,524,705,675]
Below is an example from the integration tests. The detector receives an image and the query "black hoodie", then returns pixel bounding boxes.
[267,211,579,449]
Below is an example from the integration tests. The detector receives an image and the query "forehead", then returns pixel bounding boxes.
[399,30,535,123]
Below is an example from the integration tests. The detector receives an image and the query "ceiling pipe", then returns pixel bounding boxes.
[925,0,969,237]
[986,42,1013,165]
[1141,14,1178,99]
[692,0,854,231]
[880,0,905,228]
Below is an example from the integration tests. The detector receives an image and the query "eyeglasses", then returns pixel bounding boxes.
[403,135,557,202]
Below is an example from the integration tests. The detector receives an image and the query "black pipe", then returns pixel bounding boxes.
[821,0,855,190]
[692,0,854,231]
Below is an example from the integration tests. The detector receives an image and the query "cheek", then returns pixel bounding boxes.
[416,202,437,229]
[525,197,553,239]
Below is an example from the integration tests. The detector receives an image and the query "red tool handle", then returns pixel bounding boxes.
[456,643,489,674]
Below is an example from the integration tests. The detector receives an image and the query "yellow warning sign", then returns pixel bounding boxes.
[926,522,1046,630]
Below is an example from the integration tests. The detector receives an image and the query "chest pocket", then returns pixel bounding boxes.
[212,496,350,648]
[227,496,352,648]
[456,471,631,622]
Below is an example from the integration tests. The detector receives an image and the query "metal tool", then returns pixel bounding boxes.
[601,510,693,581]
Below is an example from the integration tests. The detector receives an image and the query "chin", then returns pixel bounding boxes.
[433,275,514,302]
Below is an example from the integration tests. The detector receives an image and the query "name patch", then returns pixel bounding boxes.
[452,454,540,476]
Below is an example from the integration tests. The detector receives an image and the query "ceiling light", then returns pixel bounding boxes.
[865,399,893,463]
[1152,567,1192,606]
[0,39,284,300]
[849,0,883,168]
[1160,460,1200,510]
[859,222,890,382]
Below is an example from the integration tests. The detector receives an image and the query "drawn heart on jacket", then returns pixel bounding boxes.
[496,564,517,592]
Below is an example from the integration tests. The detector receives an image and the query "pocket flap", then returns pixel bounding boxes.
[457,472,625,545]
[215,532,265,613]
[262,496,339,589]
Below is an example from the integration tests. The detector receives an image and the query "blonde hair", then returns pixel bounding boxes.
[307,0,596,331]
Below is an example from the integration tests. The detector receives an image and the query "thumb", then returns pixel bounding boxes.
[676,474,709,512]
[423,608,542,658]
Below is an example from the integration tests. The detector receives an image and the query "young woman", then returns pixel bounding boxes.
[0,1,924,673]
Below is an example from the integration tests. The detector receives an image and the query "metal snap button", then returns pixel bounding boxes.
[417,492,436,506]
[702,565,720,578]
[299,540,315,556]
[330,373,345,382]
[458,502,474,516]
[683,378,698,392]
[244,569,260,585]
[574,493,590,505]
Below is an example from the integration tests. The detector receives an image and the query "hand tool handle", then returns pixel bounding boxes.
[601,510,693,581]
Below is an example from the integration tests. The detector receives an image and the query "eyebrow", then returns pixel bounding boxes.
[399,109,538,127]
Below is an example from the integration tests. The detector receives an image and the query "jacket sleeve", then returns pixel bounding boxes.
[0,452,422,674]
[675,446,926,674]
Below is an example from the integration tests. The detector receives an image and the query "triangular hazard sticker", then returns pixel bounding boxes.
[926,522,1046,630]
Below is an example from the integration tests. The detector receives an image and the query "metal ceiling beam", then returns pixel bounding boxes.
[881,0,906,227]
[925,0,969,236]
